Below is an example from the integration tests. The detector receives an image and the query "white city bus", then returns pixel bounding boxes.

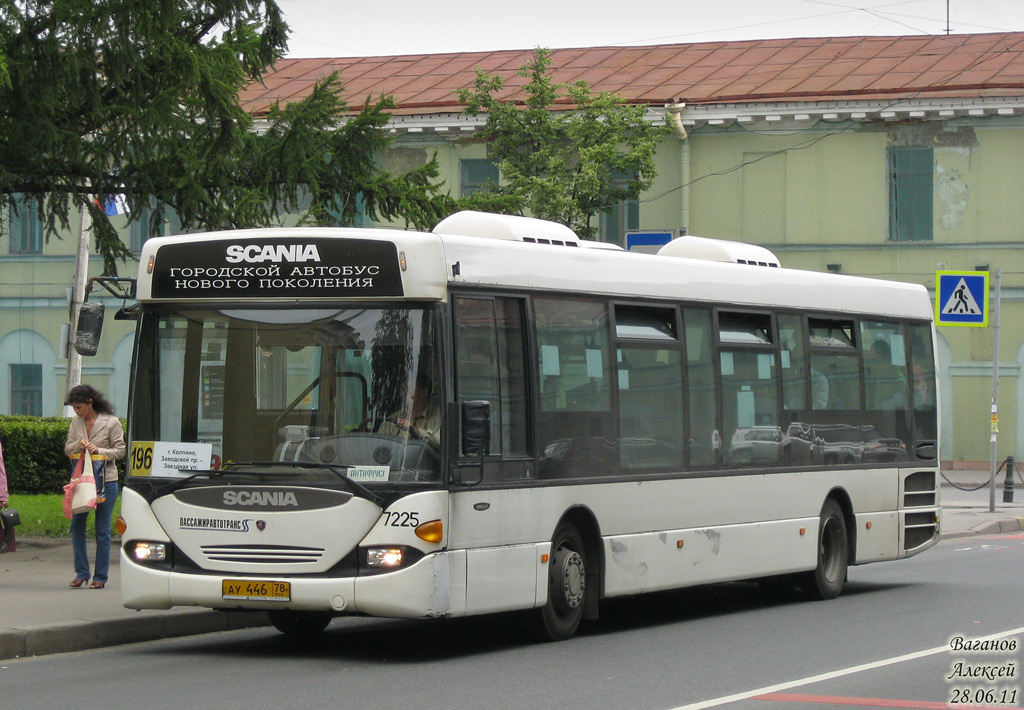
[112,211,940,640]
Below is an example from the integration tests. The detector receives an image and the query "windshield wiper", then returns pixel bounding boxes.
[221,461,384,506]
[139,468,225,498]
[132,461,385,507]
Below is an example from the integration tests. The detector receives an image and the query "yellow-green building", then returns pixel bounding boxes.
[5,32,1024,468]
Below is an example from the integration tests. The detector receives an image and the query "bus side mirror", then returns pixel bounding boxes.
[461,400,491,456]
[74,301,105,356]
[455,401,490,486]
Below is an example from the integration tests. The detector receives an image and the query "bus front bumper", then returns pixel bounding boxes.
[120,548,452,619]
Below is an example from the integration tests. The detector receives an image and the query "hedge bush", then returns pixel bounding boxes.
[0,415,128,494]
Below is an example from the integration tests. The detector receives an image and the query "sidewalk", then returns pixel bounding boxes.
[937,467,1024,537]
[0,539,269,660]
[1,473,1022,661]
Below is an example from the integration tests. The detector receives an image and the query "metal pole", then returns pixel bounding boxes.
[1003,455,1015,504]
[64,201,91,414]
[988,269,1001,513]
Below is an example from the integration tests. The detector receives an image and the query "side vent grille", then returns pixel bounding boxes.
[736,259,780,267]
[902,470,939,552]
[904,470,935,492]
[905,524,937,551]
[904,492,936,507]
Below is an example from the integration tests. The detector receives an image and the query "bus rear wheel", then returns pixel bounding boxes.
[537,522,587,641]
[267,610,333,637]
[804,499,848,600]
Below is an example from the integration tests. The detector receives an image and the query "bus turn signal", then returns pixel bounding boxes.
[415,519,443,543]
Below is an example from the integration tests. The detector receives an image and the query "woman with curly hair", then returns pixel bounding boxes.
[64,385,125,589]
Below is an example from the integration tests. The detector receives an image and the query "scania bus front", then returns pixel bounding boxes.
[119,230,455,635]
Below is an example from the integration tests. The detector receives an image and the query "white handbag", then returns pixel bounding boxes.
[64,451,98,518]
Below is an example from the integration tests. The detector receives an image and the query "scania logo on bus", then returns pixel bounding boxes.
[225,244,322,264]
[174,486,353,512]
[223,490,298,507]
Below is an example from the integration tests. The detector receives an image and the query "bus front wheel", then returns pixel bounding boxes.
[805,499,848,600]
[267,610,333,637]
[537,522,588,641]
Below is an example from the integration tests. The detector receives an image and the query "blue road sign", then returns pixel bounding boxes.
[626,231,674,252]
[936,270,989,327]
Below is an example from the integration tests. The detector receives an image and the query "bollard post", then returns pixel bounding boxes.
[1003,455,1015,503]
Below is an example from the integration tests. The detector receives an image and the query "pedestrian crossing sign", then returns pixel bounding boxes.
[936,270,989,327]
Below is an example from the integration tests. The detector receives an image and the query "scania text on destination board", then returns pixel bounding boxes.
[150,238,404,298]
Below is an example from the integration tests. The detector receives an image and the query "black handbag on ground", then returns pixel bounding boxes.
[0,506,19,553]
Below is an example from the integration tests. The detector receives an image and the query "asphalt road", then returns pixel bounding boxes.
[3,531,1022,710]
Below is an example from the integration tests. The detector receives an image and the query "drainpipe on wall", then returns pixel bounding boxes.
[665,103,690,236]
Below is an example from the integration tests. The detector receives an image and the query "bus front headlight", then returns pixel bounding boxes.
[129,541,168,562]
[366,547,403,568]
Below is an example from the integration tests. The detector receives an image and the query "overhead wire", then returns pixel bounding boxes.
[627,32,1024,211]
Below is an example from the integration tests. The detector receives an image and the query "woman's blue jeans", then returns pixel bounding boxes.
[71,480,119,583]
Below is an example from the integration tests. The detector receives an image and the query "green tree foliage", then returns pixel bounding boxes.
[458,48,666,239]
[0,0,454,274]
[0,42,8,88]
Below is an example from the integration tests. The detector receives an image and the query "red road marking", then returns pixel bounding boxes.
[754,693,1007,710]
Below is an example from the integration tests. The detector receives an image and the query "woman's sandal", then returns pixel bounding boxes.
[89,581,105,590]
[69,578,88,588]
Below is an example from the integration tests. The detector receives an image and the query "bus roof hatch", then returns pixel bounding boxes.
[658,235,781,268]
[434,211,580,247]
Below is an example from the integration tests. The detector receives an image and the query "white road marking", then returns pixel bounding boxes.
[667,626,1024,710]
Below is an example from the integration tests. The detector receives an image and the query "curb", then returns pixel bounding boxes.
[0,610,269,661]
[941,517,1024,540]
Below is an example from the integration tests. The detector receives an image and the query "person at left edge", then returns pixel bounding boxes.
[64,384,125,590]
[0,434,8,508]
[0,433,10,552]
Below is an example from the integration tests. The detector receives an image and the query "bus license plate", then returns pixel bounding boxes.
[222,579,290,602]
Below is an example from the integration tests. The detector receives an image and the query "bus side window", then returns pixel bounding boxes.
[808,318,861,411]
[534,296,615,478]
[861,321,909,412]
[615,304,684,470]
[717,311,780,469]
[684,308,719,469]
[453,296,528,476]
[778,314,808,413]
[908,322,937,446]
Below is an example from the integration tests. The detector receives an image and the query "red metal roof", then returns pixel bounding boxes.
[239,32,1024,117]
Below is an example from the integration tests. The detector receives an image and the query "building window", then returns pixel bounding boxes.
[460,159,499,197]
[8,194,44,254]
[888,147,933,242]
[129,203,182,251]
[324,193,368,228]
[10,363,43,416]
[599,170,640,245]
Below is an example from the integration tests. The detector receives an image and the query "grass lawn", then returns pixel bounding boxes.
[6,493,120,538]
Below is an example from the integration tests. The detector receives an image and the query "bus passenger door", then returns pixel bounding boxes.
[451,295,540,616]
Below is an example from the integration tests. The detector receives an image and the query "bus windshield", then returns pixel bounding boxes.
[130,304,441,485]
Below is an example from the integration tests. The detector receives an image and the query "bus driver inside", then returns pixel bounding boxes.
[378,373,441,449]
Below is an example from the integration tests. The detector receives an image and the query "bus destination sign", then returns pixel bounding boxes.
[150,238,404,299]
